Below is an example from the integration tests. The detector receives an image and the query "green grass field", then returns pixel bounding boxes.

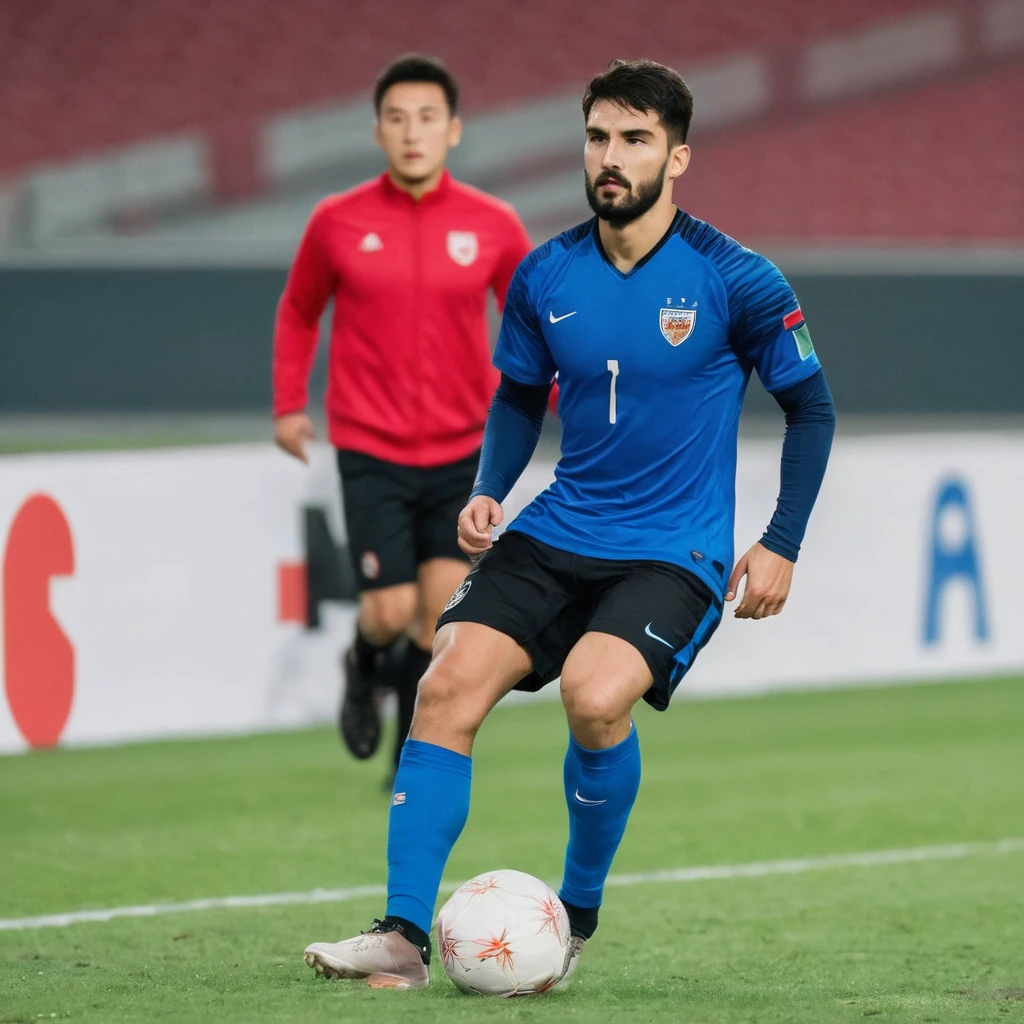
[2,677,1022,1023]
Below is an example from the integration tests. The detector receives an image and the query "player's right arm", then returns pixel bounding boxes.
[459,375,551,555]
[458,259,556,556]
[272,202,338,463]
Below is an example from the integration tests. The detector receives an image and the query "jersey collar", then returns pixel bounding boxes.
[592,207,686,279]
[379,168,453,207]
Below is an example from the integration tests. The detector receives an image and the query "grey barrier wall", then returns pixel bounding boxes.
[0,267,1021,415]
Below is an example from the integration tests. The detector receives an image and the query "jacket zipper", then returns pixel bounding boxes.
[412,201,424,460]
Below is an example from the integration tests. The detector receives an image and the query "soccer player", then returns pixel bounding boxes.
[302,58,836,989]
[273,55,532,782]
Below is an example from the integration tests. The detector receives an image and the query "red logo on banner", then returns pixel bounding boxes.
[277,561,306,624]
[3,494,75,748]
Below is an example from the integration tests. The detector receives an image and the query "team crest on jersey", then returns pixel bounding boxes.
[447,231,478,267]
[660,307,696,346]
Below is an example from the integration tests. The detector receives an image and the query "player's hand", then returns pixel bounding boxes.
[274,412,315,464]
[458,496,503,557]
[726,542,794,620]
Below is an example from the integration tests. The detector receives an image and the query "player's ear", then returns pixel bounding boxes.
[373,119,384,152]
[668,143,690,181]
[447,115,463,149]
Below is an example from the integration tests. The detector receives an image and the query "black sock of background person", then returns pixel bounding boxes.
[354,627,393,677]
[393,642,431,769]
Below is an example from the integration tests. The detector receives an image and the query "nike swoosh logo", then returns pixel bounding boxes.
[548,310,577,324]
[644,622,675,649]
[574,789,607,806]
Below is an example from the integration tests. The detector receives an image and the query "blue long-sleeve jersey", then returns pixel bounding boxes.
[486,208,833,601]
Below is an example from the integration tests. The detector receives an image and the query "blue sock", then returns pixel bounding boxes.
[559,725,642,911]
[386,738,472,935]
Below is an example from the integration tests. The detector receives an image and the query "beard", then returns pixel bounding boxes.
[585,158,668,227]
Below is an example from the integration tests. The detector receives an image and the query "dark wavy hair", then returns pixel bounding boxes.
[582,59,693,146]
[374,54,459,115]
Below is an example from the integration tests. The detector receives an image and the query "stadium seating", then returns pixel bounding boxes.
[0,0,943,175]
[1,0,1019,242]
[682,64,1024,241]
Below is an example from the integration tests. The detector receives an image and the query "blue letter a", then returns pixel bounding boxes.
[923,478,989,645]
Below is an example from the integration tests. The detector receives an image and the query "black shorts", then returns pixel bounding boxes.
[436,530,722,710]
[336,449,475,591]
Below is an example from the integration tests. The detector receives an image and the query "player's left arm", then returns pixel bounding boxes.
[727,369,836,617]
[727,266,837,619]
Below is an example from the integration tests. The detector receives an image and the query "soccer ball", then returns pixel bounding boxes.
[436,869,570,996]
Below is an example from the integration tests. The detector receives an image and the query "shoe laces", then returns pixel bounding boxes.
[364,919,430,963]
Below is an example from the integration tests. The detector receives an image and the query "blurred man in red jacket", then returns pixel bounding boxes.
[273,55,533,783]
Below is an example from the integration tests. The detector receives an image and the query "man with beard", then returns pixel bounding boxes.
[301,58,836,991]
[273,55,532,786]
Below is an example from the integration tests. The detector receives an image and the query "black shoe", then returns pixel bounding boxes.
[339,646,382,760]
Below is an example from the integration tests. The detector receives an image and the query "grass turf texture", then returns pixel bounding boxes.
[1,677,1022,1023]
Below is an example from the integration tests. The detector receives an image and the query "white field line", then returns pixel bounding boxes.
[2,837,1022,933]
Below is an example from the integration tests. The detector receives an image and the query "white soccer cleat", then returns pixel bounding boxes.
[552,935,586,991]
[303,920,430,990]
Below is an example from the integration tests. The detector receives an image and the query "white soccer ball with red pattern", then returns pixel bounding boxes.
[436,869,570,996]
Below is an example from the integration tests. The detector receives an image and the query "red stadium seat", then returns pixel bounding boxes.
[682,65,1024,241]
[0,0,941,175]
[0,0,1018,241]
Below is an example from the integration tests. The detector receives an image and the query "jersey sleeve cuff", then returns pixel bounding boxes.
[764,360,822,398]
[758,534,798,563]
[492,355,555,388]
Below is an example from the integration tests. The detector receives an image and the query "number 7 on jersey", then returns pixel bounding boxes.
[607,359,619,425]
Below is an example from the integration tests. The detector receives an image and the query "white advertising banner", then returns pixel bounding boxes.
[0,433,1020,754]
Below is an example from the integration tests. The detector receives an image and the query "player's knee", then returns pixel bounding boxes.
[559,675,629,733]
[414,666,460,716]
[412,651,488,740]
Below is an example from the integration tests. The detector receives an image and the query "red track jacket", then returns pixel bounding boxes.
[272,170,533,467]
